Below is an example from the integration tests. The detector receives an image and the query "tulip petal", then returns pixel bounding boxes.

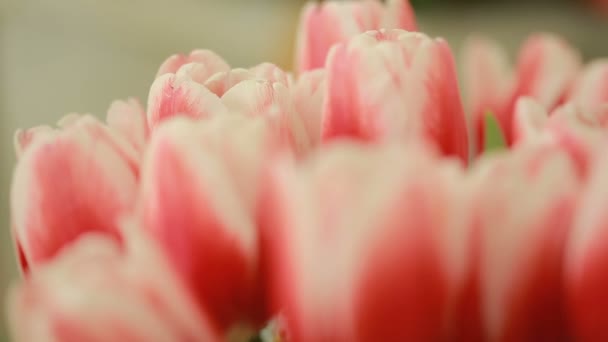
[502,34,581,144]
[568,59,608,118]
[566,154,608,341]
[106,98,148,152]
[265,143,467,341]
[146,73,226,130]
[11,126,138,272]
[512,97,549,143]
[249,63,293,87]
[156,49,230,79]
[205,69,256,97]
[382,0,418,31]
[141,115,272,330]
[222,80,310,155]
[7,224,221,342]
[476,146,578,341]
[322,30,469,162]
[292,69,326,147]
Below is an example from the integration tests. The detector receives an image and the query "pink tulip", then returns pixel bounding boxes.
[322,29,469,163]
[7,220,221,341]
[139,115,278,333]
[470,144,580,340]
[566,153,608,341]
[156,49,230,79]
[296,0,417,73]
[147,59,299,136]
[463,33,581,149]
[11,115,140,273]
[261,142,469,341]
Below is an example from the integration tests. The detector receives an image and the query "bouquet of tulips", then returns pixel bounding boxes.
[7,0,608,341]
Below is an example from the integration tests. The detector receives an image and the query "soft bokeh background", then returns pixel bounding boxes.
[0,0,606,339]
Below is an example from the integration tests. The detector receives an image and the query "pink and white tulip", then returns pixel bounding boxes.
[296,0,417,73]
[139,114,278,333]
[322,29,469,163]
[470,144,580,341]
[566,154,608,341]
[262,142,469,341]
[11,115,140,273]
[7,221,221,342]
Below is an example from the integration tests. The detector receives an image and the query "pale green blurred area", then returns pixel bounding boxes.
[0,0,606,340]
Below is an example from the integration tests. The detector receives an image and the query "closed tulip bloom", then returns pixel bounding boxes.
[322,29,469,163]
[11,115,139,273]
[262,142,469,341]
[139,115,277,333]
[7,221,221,342]
[296,0,416,73]
[472,144,580,341]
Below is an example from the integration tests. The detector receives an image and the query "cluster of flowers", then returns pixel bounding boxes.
[7,0,608,341]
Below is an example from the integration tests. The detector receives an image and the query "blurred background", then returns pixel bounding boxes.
[0,0,606,339]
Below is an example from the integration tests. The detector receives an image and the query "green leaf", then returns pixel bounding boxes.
[484,112,506,153]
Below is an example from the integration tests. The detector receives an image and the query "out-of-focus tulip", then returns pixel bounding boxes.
[470,144,580,341]
[295,0,417,73]
[463,33,581,150]
[11,115,140,273]
[322,29,469,163]
[139,115,278,333]
[7,221,221,342]
[262,142,469,341]
[566,154,608,341]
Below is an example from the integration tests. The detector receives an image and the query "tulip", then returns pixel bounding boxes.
[139,114,278,333]
[262,142,469,341]
[470,144,580,341]
[11,115,139,273]
[296,0,417,73]
[322,29,470,163]
[463,33,581,150]
[565,153,608,341]
[7,220,221,341]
